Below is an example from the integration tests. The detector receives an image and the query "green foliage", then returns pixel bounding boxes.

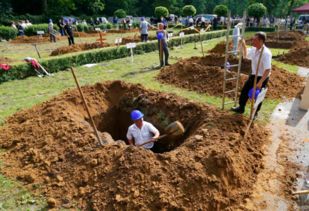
[0,25,17,40]
[24,24,59,36]
[154,6,169,18]
[182,5,197,17]
[213,4,228,17]
[76,23,92,32]
[114,9,127,18]
[89,0,105,15]
[248,3,267,19]
[97,23,113,30]
[0,30,227,83]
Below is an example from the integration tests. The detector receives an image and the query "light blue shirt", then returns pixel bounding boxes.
[140,20,150,35]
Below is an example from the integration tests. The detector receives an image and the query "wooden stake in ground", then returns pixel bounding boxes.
[69,67,104,146]
[244,46,265,139]
[33,44,41,58]
[250,46,264,119]
[159,39,163,66]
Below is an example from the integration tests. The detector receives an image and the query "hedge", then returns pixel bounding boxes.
[24,24,60,36]
[0,26,17,40]
[0,30,228,83]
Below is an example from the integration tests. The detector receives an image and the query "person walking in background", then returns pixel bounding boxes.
[64,20,75,45]
[57,19,64,36]
[48,19,56,43]
[157,23,169,67]
[140,17,155,42]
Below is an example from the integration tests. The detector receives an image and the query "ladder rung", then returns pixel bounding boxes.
[224,89,236,94]
[224,101,235,105]
[227,64,239,68]
[229,35,242,38]
[228,50,239,54]
[226,77,238,81]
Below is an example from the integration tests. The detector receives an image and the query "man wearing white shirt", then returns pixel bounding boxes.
[127,110,160,149]
[232,32,272,118]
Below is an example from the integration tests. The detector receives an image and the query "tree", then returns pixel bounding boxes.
[213,4,228,17]
[182,5,196,16]
[114,9,127,18]
[248,2,267,24]
[89,0,104,15]
[154,6,169,18]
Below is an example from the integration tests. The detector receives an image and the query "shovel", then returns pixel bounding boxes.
[138,121,185,147]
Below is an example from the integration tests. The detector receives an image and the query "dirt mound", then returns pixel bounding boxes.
[50,42,110,56]
[277,46,309,68]
[0,57,14,63]
[157,54,304,99]
[11,35,64,44]
[108,29,139,33]
[0,80,269,210]
[208,41,233,54]
[267,31,305,42]
[121,35,156,44]
[265,31,308,49]
[74,31,104,37]
[178,28,199,35]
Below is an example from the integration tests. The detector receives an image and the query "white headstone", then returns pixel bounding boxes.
[37,31,44,35]
[179,32,185,37]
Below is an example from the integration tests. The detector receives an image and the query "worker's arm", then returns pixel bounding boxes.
[128,139,134,145]
[149,124,160,141]
[256,69,270,89]
[239,38,248,58]
[257,51,272,89]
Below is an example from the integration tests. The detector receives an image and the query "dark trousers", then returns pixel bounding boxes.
[68,36,75,45]
[49,34,56,42]
[239,75,269,114]
[141,34,148,42]
[158,41,169,66]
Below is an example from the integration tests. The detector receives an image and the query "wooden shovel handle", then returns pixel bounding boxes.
[137,134,167,147]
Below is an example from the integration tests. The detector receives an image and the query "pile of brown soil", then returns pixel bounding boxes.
[10,35,64,44]
[108,29,139,33]
[0,57,14,63]
[157,54,304,99]
[178,28,199,35]
[0,81,269,210]
[265,31,307,49]
[277,46,309,68]
[50,42,110,56]
[208,41,232,54]
[121,35,156,44]
[73,31,104,37]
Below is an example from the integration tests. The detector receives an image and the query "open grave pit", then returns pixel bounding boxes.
[0,80,270,210]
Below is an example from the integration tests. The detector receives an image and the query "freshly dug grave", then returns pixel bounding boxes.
[108,29,139,33]
[157,54,304,99]
[178,28,199,35]
[277,46,309,68]
[121,35,156,44]
[0,57,14,63]
[0,80,269,210]
[208,41,232,54]
[10,35,64,44]
[265,31,307,49]
[50,42,110,56]
[73,31,103,37]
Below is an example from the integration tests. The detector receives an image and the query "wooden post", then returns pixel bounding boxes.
[99,31,103,45]
[33,44,41,58]
[159,39,163,66]
[250,46,264,119]
[70,67,103,146]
